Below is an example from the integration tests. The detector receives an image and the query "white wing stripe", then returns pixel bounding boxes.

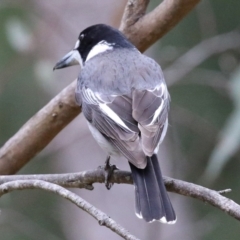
[99,103,134,132]
[148,100,164,126]
[146,82,169,126]
[160,118,168,143]
[82,88,99,105]
[154,119,168,154]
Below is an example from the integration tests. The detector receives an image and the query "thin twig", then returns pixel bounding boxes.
[0,169,132,188]
[218,189,232,195]
[0,180,139,240]
[1,171,240,222]
[165,179,240,221]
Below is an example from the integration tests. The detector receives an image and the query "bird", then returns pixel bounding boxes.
[54,24,176,224]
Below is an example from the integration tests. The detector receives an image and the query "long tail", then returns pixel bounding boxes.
[129,154,176,223]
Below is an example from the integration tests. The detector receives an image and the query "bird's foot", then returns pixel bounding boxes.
[98,156,118,190]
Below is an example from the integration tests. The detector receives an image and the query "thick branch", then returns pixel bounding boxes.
[0,180,139,240]
[0,81,80,174]
[0,0,201,174]
[1,170,240,222]
[120,0,201,52]
[120,0,150,29]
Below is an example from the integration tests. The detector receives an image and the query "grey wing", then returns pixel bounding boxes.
[79,87,147,168]
[132,82,170,156]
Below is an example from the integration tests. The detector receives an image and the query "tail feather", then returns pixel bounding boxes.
[129,154,176,223]
[151,155,176,223]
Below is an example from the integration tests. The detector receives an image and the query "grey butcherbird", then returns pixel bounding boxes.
[54,24,176,224]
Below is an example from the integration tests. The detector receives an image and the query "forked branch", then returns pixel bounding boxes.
[1,170,240,222]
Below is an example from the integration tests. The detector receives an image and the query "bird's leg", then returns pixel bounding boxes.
[99,156,118,190]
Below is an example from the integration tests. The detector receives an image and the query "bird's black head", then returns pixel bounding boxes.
[53,24,135,70]
[77,24,135,62]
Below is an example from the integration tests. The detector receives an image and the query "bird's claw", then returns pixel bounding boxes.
[99,156,118,190]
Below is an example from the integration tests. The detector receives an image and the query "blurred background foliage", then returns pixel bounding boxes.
[0,0,240,239]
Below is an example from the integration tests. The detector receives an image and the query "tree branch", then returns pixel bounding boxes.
[1,170,240,222]
[0,180,139,240]
[120,0,201,52]
[165,178,240,222]
[120,0,150,30]
[0,169,133,189]
[0,0,201,175]
[0,81,80,174]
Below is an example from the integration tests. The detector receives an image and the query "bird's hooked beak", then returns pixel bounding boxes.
[53,49,83,70]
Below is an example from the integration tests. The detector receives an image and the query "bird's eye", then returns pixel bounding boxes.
[79,34,84,41]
